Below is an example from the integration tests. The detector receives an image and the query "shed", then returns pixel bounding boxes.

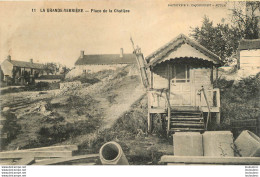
[237,39,260,70]
[145,34,224,134]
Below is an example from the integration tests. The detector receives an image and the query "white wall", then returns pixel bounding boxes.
[75,64,127,73]
[1,59,13,77]
[240,49,260,69]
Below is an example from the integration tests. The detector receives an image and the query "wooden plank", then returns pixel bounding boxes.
[0,159,14,165]
[21,145,78,152]
[14,157,35,165]
[160,156,260,165]
[0,151,73,159]
[72,162,96,165]
[149,108,166,114]
[201,106,220,113]
[33,154,99,165]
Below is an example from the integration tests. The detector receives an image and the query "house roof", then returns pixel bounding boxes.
[10,60,45,69]
[238,39,260,50]
[146,34,224,67]
[75,54,136,65]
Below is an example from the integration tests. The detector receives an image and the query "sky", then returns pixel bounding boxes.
[0,1,239,67]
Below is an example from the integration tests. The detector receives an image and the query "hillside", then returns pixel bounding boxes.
[0,65,145,150]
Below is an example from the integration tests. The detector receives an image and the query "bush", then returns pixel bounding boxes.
[219,73,260,132]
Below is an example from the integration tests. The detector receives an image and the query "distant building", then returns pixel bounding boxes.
[74,48,136,73]
[237,39,260,71]
[1,55,46,85]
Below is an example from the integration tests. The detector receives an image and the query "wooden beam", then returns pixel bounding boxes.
[33,154,99,165]
[216,112,221,125]
[21,145,78,152]
[150,66,153,89]
[160,156,260,165]
[210,65,213,84]
[216,67,219,86]
[0,159,14,165]
[167,62,171,93]
[0,151,73,159]
[14,157,35,165]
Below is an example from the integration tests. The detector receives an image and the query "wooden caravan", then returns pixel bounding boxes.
[145,34,224,135]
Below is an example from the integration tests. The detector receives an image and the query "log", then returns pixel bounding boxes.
[33,154,99,165]
[160,155,260,165]
[0,151,73,159]
[14,157,35,165]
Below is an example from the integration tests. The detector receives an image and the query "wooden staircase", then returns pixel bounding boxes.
[168,111,205,133]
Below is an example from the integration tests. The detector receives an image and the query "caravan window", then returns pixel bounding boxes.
[172,64,190,83]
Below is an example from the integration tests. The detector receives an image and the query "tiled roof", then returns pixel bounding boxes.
[10,60,44,69]
[238,39,260,50]
[145,34,223,67]
[75,54,136,65]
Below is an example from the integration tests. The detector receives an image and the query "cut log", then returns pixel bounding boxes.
[33,154,99,165]
[160,156,260,165]
[0,151,73,159]
[14,157,35,165]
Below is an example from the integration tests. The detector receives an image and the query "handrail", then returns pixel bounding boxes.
[200,86,211,130]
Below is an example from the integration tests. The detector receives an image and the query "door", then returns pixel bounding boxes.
[170,64,192,106]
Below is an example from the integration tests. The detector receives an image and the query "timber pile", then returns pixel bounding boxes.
[0,145,99,165]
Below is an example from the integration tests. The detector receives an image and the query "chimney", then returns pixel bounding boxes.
[120,48,123,58]
[7,55,11,61]
[80,50,84,58]
[30,59,33,63]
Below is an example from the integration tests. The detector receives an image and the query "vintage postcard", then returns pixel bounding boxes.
[0,0,259,176]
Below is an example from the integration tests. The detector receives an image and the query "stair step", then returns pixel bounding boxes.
[171,121,204,124]
[170,128,205,132]
[171,118,203,121]
[171,123,204,128]
[171,111,201,114]
[171,115,202,118]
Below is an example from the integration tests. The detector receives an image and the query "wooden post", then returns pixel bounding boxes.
[167,62,171,135]
[216,88,221,125]
[216,112,221,125]
[210,65,213,84]
[148,91,151,133]
[148,113,152,133]
[167,63,171,93]
[150,67,153,89]
[216,67,219,87]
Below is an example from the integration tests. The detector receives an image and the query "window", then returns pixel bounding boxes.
[172,64,190,83]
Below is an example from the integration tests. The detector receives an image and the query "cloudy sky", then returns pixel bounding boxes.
[0,1,239,67]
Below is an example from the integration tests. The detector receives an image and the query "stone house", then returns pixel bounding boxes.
[1,55,46,85]
[74,48,136,73]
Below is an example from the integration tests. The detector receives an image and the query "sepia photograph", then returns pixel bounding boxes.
[0,0,259,176]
